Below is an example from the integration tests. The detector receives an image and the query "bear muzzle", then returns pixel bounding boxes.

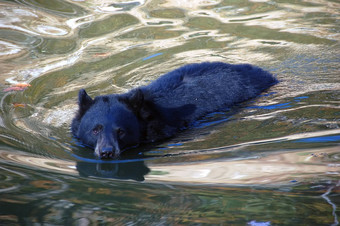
[95,133,121,159]
[100,146,114,159]
[95,145,121,159]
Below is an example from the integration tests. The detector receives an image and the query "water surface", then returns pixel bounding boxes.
[0,0,339,224]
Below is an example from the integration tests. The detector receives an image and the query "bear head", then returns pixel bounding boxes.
[72,89,144,159]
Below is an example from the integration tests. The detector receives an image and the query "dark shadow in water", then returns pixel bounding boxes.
[76,161,150,181]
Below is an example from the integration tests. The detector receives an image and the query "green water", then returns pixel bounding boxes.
[0,0,339,225]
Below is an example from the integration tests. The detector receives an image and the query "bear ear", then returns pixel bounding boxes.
[127,88,144,111]
[78,89,93,115]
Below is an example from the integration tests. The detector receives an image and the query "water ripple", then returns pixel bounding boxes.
[0,0,338,200]
[0,40,24,57]
[0,165,28,193]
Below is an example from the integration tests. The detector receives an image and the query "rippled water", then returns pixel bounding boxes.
[0,0,339,225]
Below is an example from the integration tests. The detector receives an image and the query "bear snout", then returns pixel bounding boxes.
[93,130,122,159]
[95,142,121,159]
[100,146,114,159]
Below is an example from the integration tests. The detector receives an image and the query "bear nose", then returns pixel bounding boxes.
[100,147,114,159]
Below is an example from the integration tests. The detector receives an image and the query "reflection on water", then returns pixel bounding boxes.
[1,146,339,185]
[1,146,339,224]
[0,0,339,224]
[146,147,340,185]
[77,161,150,181]
[0,159,339,225]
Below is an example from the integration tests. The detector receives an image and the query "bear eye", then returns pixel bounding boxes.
[92,125,103,135]
[117,128,125,139]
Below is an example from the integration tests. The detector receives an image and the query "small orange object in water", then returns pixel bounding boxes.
[15,83,31,88]
[3,83,31,92]
[4,86,25,92]
[12,103,26,108]
[94,52,110,57]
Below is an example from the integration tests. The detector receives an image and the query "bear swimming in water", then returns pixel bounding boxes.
[71,62,278,159]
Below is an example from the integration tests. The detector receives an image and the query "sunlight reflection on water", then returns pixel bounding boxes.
[0,0,339,180]
[0,0,339,224]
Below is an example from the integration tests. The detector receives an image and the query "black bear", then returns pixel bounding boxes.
[72,62,278,159]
